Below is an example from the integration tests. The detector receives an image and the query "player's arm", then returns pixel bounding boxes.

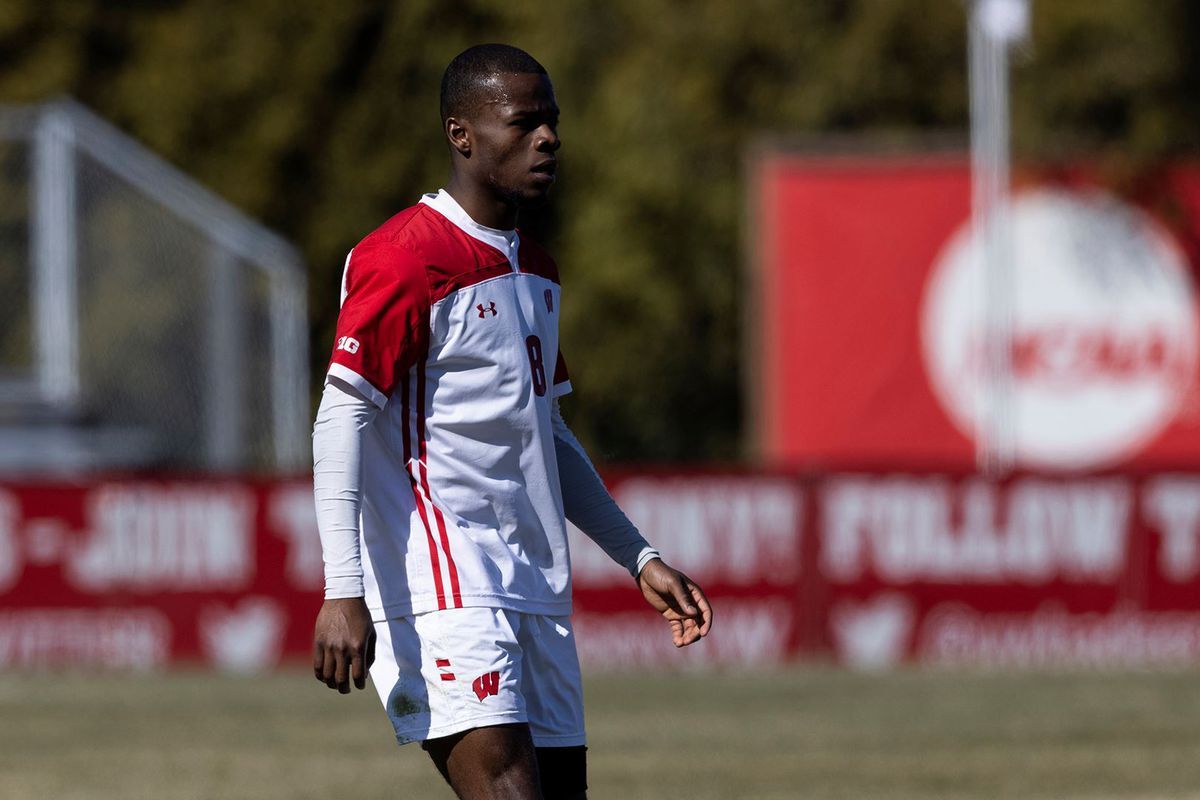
[311,376,378,693]
[551,400,712,647]
[312,242,428,691]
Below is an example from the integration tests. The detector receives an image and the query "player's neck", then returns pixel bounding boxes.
[443,179,518,231]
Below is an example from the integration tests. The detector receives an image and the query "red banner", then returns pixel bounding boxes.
[819,473,1200,668]
[4,474,1200,671]
[752,155,1200,472]
[569,472,807,669]
[0,480,322,671]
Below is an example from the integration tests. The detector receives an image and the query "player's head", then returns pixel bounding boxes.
[440,44,560,208]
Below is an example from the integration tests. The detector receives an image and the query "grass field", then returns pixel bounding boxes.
[1,667,1198,799]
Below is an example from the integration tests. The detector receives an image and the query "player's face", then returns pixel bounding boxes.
[468,72,561,206]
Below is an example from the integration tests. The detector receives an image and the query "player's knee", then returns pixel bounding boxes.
[535,745,587,800]
[481,729,536,780]
[425,725,541,797]
[473,733,540,799]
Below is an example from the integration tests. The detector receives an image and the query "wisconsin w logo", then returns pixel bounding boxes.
[472,670,500,701]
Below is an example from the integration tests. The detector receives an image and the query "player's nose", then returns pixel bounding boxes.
[536,124,560,152]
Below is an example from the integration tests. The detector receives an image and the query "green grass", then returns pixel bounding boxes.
[1,668,1198,799]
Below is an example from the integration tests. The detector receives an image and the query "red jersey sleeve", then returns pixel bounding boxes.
[551,349,572,397]
[327,243,429,408]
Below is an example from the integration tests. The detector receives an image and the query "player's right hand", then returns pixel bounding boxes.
[313,597,376,694]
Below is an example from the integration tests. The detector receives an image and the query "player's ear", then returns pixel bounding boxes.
[446,117,471,158]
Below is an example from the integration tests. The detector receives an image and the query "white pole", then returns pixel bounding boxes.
[968,0,1028,474]
[31,105,80,410]
[205,246,244,471]
[270,270,308,472]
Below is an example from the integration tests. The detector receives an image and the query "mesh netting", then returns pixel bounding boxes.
[0,102,307,474]
[0,138,32,382]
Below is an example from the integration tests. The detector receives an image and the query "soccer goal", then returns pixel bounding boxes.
[0,99,308,474]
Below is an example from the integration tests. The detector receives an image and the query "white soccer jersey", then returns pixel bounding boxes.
[326,190,573,619]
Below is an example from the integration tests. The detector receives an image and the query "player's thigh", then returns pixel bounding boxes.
[423,722,541,800]
[368,615,436,743]
[518,614,586,748]
[369,607,529,746]
[421,727,588,800]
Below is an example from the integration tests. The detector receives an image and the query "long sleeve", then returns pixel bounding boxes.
[312,376,379,598]
[552,400,659,578]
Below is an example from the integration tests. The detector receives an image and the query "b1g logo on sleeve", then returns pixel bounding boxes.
[336,336,360,354]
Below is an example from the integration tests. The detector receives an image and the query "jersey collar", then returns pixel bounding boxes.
[420,189,520,270]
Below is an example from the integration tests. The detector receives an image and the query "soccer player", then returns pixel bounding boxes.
[310,43,712,800]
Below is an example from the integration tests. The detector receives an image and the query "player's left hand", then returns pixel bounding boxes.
[637,558,713,648]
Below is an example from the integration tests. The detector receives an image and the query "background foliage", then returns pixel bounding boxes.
[3,0,1197,461]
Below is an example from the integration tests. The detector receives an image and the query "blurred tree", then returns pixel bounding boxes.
[2,0,1197,462]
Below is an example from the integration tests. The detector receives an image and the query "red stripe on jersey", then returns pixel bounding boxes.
[418,206,560,302]
[431,263,513,305]
[428,478,463,607]
[417,356,464,608]
[403,370,446,610]
[440,673,456,681]
[435,658,451,668]
[510,228,561,283]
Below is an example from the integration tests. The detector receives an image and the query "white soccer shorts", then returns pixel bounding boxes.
[369,606,587,747]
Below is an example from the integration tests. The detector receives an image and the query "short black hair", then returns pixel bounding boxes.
[440,44,547,122]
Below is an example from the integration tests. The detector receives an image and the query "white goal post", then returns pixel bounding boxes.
[0,99,308,474]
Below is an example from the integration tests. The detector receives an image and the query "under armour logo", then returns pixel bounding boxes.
[472,670,500,701]
[544,289,554,313]
[477,302,498,318]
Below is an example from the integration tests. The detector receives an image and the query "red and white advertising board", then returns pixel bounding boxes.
[751,156,1200,472]
[0,475,809,672]
[820,473,1200,669]
[4,472,1200,671]
[0,480,323,671]
[569,472,808,670]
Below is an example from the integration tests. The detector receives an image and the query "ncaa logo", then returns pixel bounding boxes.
[921,189,1199,469]
[336,336,360,354]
